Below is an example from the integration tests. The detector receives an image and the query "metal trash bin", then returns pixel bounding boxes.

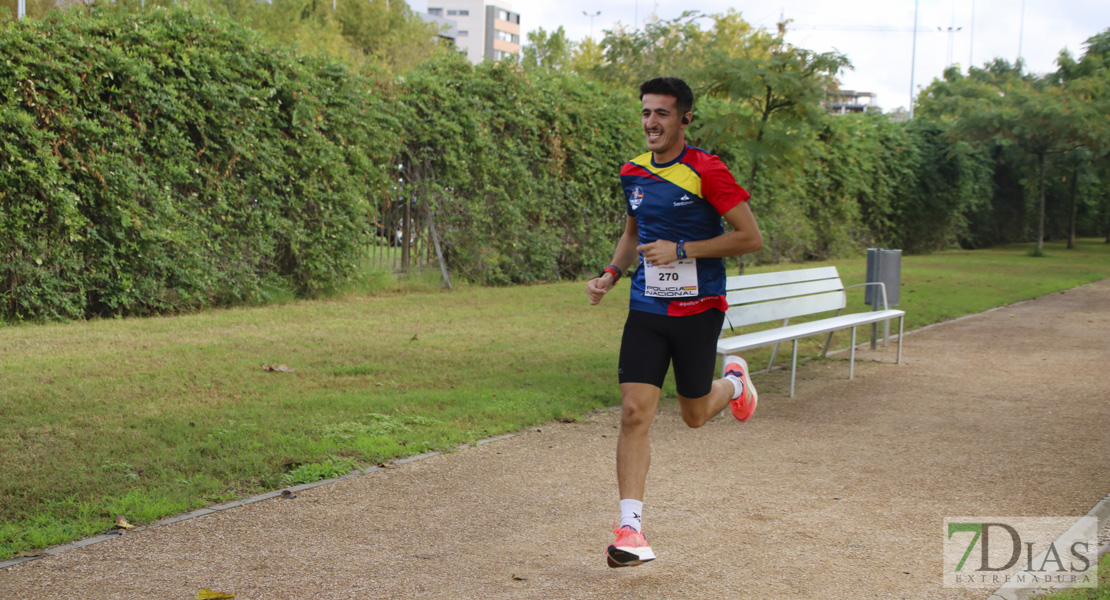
[865,248,901,348]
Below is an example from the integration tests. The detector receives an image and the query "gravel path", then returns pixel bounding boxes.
[3,279,1109,600]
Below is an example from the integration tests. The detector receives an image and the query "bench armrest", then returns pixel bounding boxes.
[844,281,890,310]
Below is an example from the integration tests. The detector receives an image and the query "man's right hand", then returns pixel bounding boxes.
[586,274,615,305]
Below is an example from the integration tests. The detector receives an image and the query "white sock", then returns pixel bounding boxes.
[725,374,744,400]
[619,499,643,531]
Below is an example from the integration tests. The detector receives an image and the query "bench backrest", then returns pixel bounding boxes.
[722,266,846,329]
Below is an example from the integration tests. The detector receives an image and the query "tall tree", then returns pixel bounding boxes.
[919,63,1088,254]
[696,22,849,191]
[1055,29,1110,245]
[521,26,574,72]
[588,10,758,90]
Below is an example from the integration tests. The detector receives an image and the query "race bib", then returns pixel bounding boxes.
[644,259,698,298]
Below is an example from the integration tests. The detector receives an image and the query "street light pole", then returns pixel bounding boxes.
[939,26,962,68]
[1017,0,1026,66]
[17,0,25,19]
[583,10,601,40]
[909,0,919,118]
[969,0,976,68]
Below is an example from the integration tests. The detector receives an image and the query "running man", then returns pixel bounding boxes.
[586,77,764,568]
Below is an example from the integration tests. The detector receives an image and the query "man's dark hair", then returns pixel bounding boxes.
[639,77,694,115]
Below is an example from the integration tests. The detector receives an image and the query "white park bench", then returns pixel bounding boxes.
[717,266,905,397]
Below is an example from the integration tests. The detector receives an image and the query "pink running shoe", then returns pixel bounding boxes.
[724,355,758,422]
[607,525,656,568]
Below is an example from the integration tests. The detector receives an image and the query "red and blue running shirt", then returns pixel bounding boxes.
[620,145,751,317]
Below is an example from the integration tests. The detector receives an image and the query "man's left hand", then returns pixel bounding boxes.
[637,240,679,265]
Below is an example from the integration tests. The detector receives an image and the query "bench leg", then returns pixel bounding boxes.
[897,315,904,364]
[790,339,798,398]
[849,326,857,380]
[768,319,789,371]
[822,331,835,358]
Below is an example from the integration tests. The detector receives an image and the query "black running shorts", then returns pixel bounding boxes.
[618,308,725,399]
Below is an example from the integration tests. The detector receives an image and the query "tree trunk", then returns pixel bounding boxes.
[1067,167,1078,249]
[747,87,774,188]
[1036,153,1045,255]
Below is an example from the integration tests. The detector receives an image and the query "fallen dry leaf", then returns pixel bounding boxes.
[262,364,294,373]
[114,515,135,530]
[197,590,236,599]
[512,575,527,581]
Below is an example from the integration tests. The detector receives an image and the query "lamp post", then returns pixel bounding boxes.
[1017,0,1026,65]
[909,0,919,118]
[969,0,976,68]
[583,10,601,40]
[18,0,25,19]
[939,26,962,68]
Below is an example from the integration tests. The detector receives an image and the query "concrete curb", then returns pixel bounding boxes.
[986,493,1110,600]
[0,436,530,570]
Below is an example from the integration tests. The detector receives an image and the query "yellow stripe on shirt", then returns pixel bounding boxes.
[629,152,703,198]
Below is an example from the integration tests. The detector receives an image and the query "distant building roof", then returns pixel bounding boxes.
[824,89,881,115]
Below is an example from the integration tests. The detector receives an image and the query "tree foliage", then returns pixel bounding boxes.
[397,53,639,284]
[4,3,1109,321]
[697,21,850,190]
[918,42,1105,253]
[0,6,399,320]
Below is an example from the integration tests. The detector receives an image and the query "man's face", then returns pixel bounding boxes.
[641,93,688,161]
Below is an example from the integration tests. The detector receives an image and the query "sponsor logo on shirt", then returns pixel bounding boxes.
[629,187,644,210]
[674,193,694,207]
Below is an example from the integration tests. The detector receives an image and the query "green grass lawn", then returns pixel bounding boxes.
[2,239,1109,558]
[1032,553,1110,600]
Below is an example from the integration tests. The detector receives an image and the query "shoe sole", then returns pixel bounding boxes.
[607,545,656,568]
[726,356,758,422]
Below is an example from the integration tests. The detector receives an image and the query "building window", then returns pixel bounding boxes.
[498,9,508,21]
[428,7,442,16]
[457,30,468,37]
[447,9,457,15]
[458,9,468,15]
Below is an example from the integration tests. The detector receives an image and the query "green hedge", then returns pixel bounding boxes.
[397,54,639,284]
[7,5,1090,321]
[1,8,642,319]
[0,7,398,320]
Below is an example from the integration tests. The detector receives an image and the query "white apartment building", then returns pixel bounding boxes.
[426,0,521,63]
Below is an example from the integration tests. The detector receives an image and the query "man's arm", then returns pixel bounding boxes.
[587,216,639,305]
[636,202,762,266]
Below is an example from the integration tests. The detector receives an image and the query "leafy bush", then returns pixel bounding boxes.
[396,54,640,284]
[0,6,399,320]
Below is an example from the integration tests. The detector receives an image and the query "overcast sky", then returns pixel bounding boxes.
[408,0,1109,112]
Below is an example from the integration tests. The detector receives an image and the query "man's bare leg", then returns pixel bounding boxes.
[616,382,661,501]
[677,377,736,428]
